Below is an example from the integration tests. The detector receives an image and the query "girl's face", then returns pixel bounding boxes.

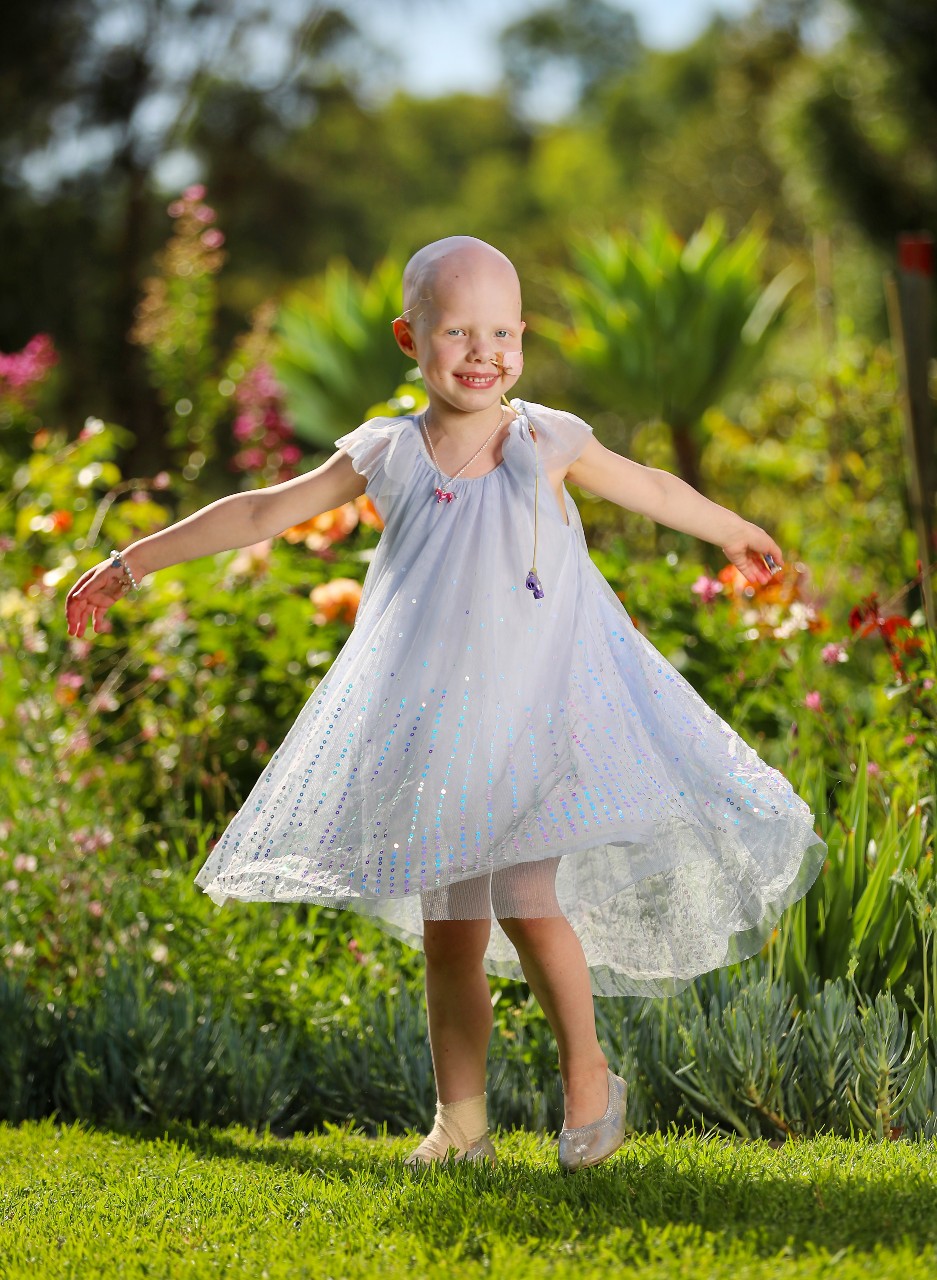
[393,268,525,419]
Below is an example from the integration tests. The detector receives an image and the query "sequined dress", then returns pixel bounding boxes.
[193,399,827,996]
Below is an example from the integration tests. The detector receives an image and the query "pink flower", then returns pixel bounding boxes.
[62,728,92,758]
[13,854,37,873]
[89,690,119,714]
[88,900,104,918]
[167,200,186,217]
[905,734,917,746]
[149,665,167,681]
[0,333,58,391]
[924,679,934,690]
[153,471,171,489]
[194,205,216,224]
[237,447,266,470]
[201,228,225,248]
[867,761,881,777]
[183,184,206,201]
[804,691,822,711]
[691,574,723,604]
[821,642,847,664]
[233,415,256,442]
[281,444,302,464]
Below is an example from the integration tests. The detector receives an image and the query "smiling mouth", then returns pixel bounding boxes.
[455,373,497,386]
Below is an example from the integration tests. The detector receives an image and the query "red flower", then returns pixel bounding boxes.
[848,592,921,683]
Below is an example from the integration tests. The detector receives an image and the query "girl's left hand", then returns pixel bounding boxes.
[721,522,784,587]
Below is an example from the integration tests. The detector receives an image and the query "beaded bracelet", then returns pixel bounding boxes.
[109,548,141,592]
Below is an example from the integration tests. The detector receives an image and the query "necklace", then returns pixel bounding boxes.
[420,406,506,504]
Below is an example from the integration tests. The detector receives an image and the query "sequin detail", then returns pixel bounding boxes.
[193,400,827,997]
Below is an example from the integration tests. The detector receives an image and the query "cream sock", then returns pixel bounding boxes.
[408,1093,490,1162]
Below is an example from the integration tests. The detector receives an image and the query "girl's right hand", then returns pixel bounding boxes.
[65,559,133,637]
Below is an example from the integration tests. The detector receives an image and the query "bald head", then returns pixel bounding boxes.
[401,236,521,326]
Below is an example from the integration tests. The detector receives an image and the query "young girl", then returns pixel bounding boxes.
[65,235,827,1172]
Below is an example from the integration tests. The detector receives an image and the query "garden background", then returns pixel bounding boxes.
[2,0,937,1240]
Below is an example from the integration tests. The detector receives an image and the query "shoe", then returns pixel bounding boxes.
[557,1068,628,1172]
[403,1133,497,1168]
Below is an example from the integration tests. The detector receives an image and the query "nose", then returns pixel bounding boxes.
[466,334,494,362]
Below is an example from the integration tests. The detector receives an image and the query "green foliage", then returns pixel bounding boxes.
[765,24,937,253]
[4,953,937,1139]
[536,212,802,475]
[661,968,803,1141]
[272,257,415,446]
[0,410,380,831]
[844,987,928,1141]
[771,741,936,1017]
[130,186,231,478]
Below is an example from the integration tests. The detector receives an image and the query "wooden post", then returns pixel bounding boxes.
[883,233,935,633]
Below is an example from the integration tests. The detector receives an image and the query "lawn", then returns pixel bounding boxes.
[1,1119,935,1278]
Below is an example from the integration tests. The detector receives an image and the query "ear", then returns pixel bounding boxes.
[392,316,418,358]
[520,319,526,336]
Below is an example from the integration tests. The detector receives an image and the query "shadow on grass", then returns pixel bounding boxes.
[114,1116,937,1261]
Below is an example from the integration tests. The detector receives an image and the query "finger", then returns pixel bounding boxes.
[66,599,84,635]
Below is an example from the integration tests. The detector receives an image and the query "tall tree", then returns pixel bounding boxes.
[500,0,642,109]
[0,1,359,468]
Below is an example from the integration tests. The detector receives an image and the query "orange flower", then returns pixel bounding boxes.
[50,510,73,533]
[311,578,362,626]
[716,564,752,598]
[282,502,359,550]
[200,649,229,668]
[355,494,384,530]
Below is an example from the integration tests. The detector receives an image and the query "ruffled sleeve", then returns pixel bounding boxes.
[512,400,594,472]
[333,415,418,516]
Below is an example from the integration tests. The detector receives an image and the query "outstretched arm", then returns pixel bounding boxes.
[566,437,783,585]
[66,449,367,637]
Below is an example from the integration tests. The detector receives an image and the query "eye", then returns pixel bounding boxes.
[446,328,465,336]
[495,329,510,339]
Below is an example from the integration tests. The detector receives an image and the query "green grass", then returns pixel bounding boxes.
[1,1121,936,1278]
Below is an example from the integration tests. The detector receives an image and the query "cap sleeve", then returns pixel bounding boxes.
[333,415,416,484]
[512,400,594,472]
[333,418,421,525]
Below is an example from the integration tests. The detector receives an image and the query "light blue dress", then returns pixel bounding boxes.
[194,399,827,996]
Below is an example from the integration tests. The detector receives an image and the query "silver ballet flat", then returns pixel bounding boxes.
[557,1069,628,1172]
[403,1134,497,1168]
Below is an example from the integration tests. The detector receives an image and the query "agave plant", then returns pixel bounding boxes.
[272,256,415,448]
[536,212,802,494]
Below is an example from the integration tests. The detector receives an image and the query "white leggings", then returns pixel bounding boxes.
[419,854,564,922]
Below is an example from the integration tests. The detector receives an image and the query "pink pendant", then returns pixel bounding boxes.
[434,487,455,503]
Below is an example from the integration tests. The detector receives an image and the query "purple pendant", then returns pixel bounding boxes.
[525,571,544,600]
[434,487,455,504]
